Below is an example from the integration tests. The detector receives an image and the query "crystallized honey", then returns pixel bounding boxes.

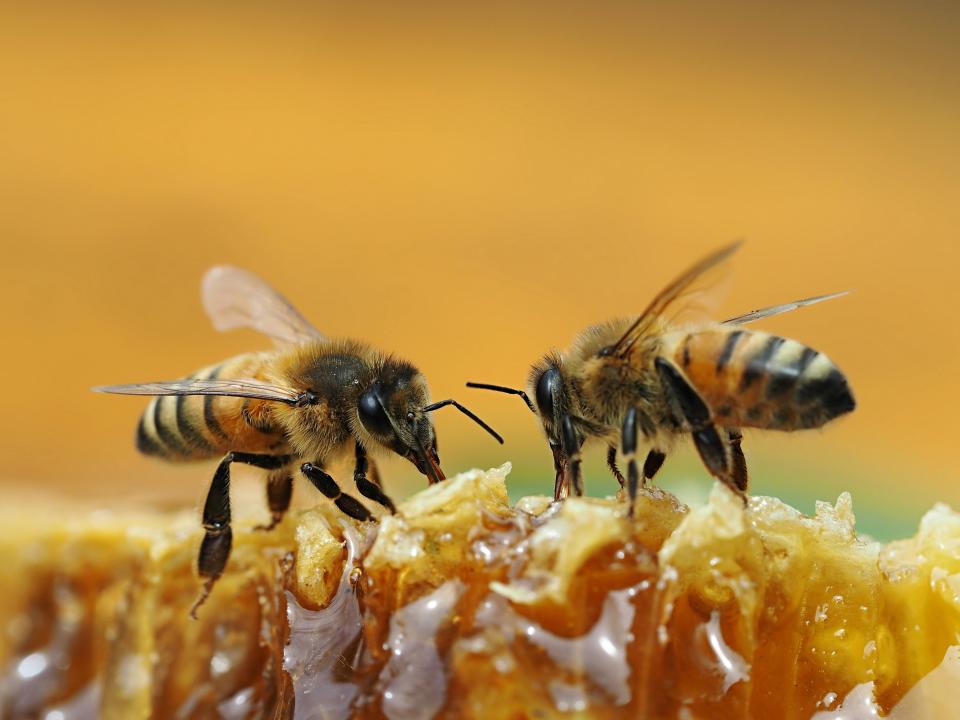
[0,464,957,719]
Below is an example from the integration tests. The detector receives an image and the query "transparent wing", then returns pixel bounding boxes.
[202,265,324,347]
[610,241,741,355]
[722,290,849,326]
[92,378,302,405]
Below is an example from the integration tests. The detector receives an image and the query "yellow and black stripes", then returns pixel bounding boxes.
[766,345,818,398]
[135,407,163,456]
[176,393,215,454]
[668,328,855,431]
[136,392,216,461]
[715,330,744,374]
[135,363,225,460]
[750,335,855,427]
[738,335,784,392]
[203,365,230,443]
[133,352,290,461]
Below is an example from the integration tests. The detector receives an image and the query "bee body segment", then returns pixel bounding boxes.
[665,328,855,431]
[134,351,288,461]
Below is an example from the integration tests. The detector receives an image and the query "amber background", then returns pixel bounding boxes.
[1,2,957,539]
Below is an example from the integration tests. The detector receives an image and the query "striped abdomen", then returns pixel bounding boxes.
[135,352,291,461]
[666,328,855,431]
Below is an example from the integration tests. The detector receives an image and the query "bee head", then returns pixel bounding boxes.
[527,358,578,453]
[465,355,579,458]
[356,362,444,484]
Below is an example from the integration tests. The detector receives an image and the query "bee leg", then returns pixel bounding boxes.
[561,416,584,497]
[642,449,667,486]
[727,429,748,492]
[693,425,747,506]
[692,425,747,503]
[606,445,626,489]
[655,358,747,505]
[217,452,291,532]
[255,470,294,532]
[550,443,568,500]
[191,454,234,619]
[353,443,396,514]
[621,409,668,517]
[190,452,293,616]
[621,407,640,516]
[300,462,373,522]
[367,452,382,488]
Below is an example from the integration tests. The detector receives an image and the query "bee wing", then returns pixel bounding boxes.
[202,266,324,347]
[610,241,741,355]
[93,378,302,405]
[722,291,849,326]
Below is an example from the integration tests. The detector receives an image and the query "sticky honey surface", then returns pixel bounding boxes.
[0,464,958,719]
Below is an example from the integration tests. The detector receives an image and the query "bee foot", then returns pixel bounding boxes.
[189,577,217,620]
[253,514,283,532]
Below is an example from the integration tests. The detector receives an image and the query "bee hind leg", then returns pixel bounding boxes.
[353,443,396,514]
[691,426,747,505]
[727,429,748,493]
[655,358,747,506]
[300,462,373,522]
[191,452,293,617]
[643,449,667,487]
[191,454,234,619]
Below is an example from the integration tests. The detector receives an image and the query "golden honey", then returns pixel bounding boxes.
[0,465,957,719]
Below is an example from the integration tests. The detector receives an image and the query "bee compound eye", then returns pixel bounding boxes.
[358,390,393,435]
[535,368,561,417]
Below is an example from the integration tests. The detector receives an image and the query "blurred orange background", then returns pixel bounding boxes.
[1,2,957,539]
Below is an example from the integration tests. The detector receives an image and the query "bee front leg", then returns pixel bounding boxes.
[550,443,567,500]
[620,409,668,517]
[560,416,584,497]
[622,408,640,516]
[300,462,373,522]
[366,451,382,488]
[353,443,396,514]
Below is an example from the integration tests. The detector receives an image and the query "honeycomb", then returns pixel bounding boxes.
[0,464,957,719]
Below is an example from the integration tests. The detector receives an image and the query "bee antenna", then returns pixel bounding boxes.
[423,399,504,444]
[465,382,536,414]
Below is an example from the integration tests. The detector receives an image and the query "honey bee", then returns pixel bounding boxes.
[468,243,855,514]
[96,266,502,615]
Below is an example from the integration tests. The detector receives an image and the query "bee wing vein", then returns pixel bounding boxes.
[722,291,849,326]
[202,265,324,347]
[93,378,301,404]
